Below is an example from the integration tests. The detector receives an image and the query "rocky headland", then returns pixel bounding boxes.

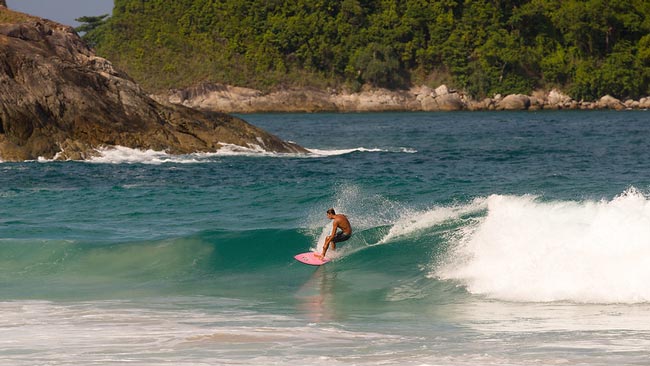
[158,83,650,114]
[0,8,305,161]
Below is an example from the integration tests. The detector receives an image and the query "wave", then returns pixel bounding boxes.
[379,198,486,244]
[0,229,307,275]
[4,187,649,304]
[435,188,650,304]
[0,201,455,300]
[27,145,417,164]
[86,144,300,164]
[306,147,417,156]
[305,186,650,304]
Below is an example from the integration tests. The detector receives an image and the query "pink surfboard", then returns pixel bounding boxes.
[294,252,330,266]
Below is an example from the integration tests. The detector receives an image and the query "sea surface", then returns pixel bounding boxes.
[1,111,650,365]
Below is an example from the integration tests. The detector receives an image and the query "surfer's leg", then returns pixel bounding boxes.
[331,232,351,250]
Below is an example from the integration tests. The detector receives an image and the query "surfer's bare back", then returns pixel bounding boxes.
[318,208,352,258]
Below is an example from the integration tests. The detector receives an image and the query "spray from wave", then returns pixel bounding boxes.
[305,186,650,304]
[379,198,486,244]
[301,184,411,257]
[435,188,650,304]
[302,184,483,260]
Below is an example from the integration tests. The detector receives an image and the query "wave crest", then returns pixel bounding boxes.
[435,188,650,304]
[33,145,417,164]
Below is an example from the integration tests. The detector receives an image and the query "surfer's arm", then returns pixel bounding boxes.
[321,225,337,258]
[329,221,339,237]
[320,219,341,258]
[319,241,329,258]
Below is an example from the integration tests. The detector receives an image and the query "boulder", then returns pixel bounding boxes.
[0,10,305,161]
[640,97,650,109]
[547,89,573,106]
[528,96,543,110]
[435,93,465,111]
[420,91,465,111]
[496,94,531,110]
[434,84,449,96]
[420,95,438,111]
[411,85,434,100]
[597,95,625,110]
[625,99,639,109]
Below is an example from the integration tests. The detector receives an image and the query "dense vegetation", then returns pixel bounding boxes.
[83,0,650,100]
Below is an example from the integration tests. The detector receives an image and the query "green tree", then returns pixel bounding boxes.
[349,42,404,88]
[75,14,109,47]
[86,0,650,99]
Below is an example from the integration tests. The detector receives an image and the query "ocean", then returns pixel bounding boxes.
[1,111,650,365]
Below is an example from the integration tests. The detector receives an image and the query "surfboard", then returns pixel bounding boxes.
[294,252,330,266]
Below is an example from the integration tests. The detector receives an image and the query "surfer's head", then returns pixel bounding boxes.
[327,208,336,218]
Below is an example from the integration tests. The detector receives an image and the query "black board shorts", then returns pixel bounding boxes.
[332,231,351,243]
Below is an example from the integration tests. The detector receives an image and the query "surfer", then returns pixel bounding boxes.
[318,208,352,259]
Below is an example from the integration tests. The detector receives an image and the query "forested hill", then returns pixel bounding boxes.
[86,0,650,100]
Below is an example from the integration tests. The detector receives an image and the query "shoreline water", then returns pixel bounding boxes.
[2,111,650,365]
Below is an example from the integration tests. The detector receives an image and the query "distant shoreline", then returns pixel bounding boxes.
[153,84,650,114]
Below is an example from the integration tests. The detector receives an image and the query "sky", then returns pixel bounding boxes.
[7,0,114,27]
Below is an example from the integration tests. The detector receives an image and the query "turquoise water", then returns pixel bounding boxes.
[2,111,650,365]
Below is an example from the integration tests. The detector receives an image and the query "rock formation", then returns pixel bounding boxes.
[497,94,531,110]
[160,82,650,113]
[415,85,466,111]
[597,95,626,110]
[0,9,305,161]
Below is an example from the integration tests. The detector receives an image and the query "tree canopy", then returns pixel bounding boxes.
[83,0,650,100]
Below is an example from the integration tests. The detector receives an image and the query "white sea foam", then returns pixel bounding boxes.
[36,143,417,164]
[0,298,408,366]
[435,188,650,304]
[307,146,416,156]
[86,144,300,164]
[87,146,197,164]
[212,143,298,157]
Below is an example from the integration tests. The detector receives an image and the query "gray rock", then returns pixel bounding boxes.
[496,94,531,110]
[434,84,449,96]
[0,13,305,161]
[624,99,639,109]
[547,89,573,106]
[640,98,650,109]
[597,95,625,110]
[435,93,465,111]
[420,92,465,111]
[528,96,543,110]
[420,95,438,111]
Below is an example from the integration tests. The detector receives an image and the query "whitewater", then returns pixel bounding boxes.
[2,111,650,365]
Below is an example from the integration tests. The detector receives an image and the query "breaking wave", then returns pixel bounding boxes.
[436,188,650,304]
[26,145,418,164]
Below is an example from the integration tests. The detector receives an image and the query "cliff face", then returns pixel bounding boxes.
[0,9,305,161]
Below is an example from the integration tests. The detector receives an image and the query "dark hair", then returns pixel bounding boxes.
[327,208,336,215]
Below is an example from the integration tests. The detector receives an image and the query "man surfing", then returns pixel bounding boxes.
[317,208,352,259]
